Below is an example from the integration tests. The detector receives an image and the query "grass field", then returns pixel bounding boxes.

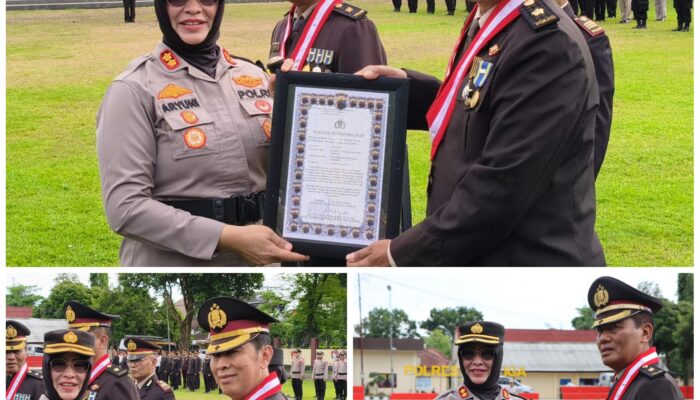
[168,376,336,399]
[6,0,693,265]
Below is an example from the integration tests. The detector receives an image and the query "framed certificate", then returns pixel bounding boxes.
[264,71,409,259]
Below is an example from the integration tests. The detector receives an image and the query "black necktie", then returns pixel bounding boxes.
[285,16,306,54]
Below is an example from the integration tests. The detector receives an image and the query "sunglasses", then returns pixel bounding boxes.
[166,0,218,7]
[49,358,90,374]
[459,348,496,361]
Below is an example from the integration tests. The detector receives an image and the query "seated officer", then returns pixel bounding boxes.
[588,276,684,399]
[6,320,44,400]
[64,301,139,400]
[197,297,285,400]
[125,337,174,400]
[437,322,525,400]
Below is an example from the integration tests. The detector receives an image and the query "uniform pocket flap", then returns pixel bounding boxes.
[240,99,274,116]
[163,108,214,131]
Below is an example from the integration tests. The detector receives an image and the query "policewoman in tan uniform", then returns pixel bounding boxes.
[96,0,308,266]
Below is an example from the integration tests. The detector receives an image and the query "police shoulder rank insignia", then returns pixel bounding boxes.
[574,16,605,36]
[520,0,559,30]
[158,83,193,100]
[223,48,237,66]
[502,389,511,399]
[66,305,76,323]
[27,369,42,379]
[594,284,609,309]
[107,364,128,377]
[333,2,367,19]
[640,365,665,379]
[458,386,469,399]
[160,49,181,71]
[208,303,227,329]
[157,380,173,392]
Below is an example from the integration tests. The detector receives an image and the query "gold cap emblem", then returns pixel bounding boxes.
[7,324,17,339]
[66,306,76,323]
[594,285,610,309]
[127,339,137,352]
[208,303,227,330]
[471,323,484,334]
[64,331,78,344]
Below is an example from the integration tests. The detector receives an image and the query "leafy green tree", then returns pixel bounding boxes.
[571,307,596,330]
[420,307,484,333]
[424,329,452,358]
[119,274,264,351]
[7,284,43,308]
[356,308,419,339]
[678,273,693,302]
[36,280,92,319]
[283,274,347,348]
[92,285,161,348]
[89,274,109,289]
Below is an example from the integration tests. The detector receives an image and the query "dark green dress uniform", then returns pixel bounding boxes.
[6,321,44,400]
[63,301,139,400]
[197,297,284,400]
[588,276,685,400]
[390,0,604,266]
[563,5,614,178]
[269,2,387,74]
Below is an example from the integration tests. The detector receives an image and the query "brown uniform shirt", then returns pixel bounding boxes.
[97,43,272,266]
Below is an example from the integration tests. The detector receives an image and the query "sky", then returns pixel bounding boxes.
[350,268,690,332]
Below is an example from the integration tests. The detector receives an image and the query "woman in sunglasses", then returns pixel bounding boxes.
[96,0,308,266]
[40,329,95,400]
[438,322,524,400]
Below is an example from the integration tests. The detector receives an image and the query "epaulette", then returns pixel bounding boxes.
[519,0,559,30]
[574,15,605,36]
[231,55,268,73]
[116,54,150,81]
[27,369,43,380]
[505,390,528,400]
[157,379,173,392]
[332,2,368,19]
[106,364,129,377]
[640,365,666,379]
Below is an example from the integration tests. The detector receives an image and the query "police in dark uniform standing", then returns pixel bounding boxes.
[588,277,685,400]
[197,297,286,400]
[631,0,649,28]
[203,356,215,393]
[673,0,692,31]
[436,322,524,400]
[169,352,182,390]
[123,0,135,23]
[125,337,176,400]
[160,351,170,383]
[64,301,139,400]
[557,0,614,179]
[6,321,44,400]
[186,352,198,391]
[349,0,603,266]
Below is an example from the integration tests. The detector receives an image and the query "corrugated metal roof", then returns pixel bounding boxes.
[502,342,608,372]
[12,318,67,343]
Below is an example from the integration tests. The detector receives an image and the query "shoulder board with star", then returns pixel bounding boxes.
[106,364,129,377]
[157,380,173,392]
[332,2,368,20]
[519,0,559,30]
[435,388,460,400]
[574,15,605,36]
[640,365,666,379]
[27,370,43,380]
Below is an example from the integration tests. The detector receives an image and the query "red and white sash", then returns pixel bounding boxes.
[6,363,28,400]
[89,354,112,385]
[280,0,343,70]
[427,0,523,159]
[609,347,660,400]
[244,372,282,400]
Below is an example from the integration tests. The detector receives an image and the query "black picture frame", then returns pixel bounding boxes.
[264,71,409,260]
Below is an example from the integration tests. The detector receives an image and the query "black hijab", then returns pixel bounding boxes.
[458,342,504,400]
[42,354,92,400]
[154,0,225,78]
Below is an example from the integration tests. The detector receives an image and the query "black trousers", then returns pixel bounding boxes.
[594,0,606,19]
[580,0,595,18]
[445,0,456,11]
[407,0,418,12]
[674,0,692,22]
[392,0,401,10]
[335,379,347,400]
[292,379,303,400]
[569,0,580,14]
[427,0,435,12]
[631,0,648,20]
[606,0,617,16]
[315,379,326,400]
[123,0,135,22]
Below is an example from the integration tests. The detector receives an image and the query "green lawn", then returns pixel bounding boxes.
[6,0,693,265]
[169,376,337,399]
